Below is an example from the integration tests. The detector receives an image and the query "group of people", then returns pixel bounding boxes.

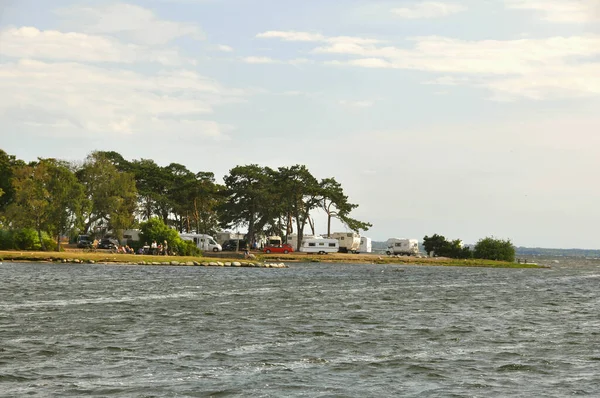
[137,240,169,255]
[116,245,135,254]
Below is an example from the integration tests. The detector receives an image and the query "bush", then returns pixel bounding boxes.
[174,240,201,257]
[0,229,14,250]
[139,218,201,257]
[13,228,41,250]
[473,237,515,262]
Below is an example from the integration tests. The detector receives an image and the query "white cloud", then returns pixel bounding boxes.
[0,27,190,65]
[296,33,600,100]
[0,59,242,138]
[339,100,375,108]
[215,44,234,52]
[256,31,325,42]
[392,2,467,19]
[242,56,280,64]
[56,3,204,45]
[506,0,600,23]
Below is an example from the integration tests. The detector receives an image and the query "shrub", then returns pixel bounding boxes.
[139,218,201,257]
[0,229,14,250]
[13,228,41,250]
[473,237,515,262]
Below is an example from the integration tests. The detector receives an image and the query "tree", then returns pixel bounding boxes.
[276,165,322,251]
[474,237,515,262]
[0,149,25,214]
[422,234,447,257]
[77,152,137,237]
[219,165,274,247]
[6,159,85,251]
[320,177,372,237]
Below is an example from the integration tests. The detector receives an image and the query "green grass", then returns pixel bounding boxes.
[0,250,545,268]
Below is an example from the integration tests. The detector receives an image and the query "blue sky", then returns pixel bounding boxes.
[1,0,599,248]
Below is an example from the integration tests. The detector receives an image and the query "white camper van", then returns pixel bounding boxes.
[330,232,361,253]
[386,238,419,256]
[180,233,222,252]
[299,237,339,254]
[359,236,372,253]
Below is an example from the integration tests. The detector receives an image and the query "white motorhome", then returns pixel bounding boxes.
[267,236,282,246]
[330,232,361,253]
[180,233,222,252]
[299,237,339,254]
[386,238,419,256]
[359,236,372,253]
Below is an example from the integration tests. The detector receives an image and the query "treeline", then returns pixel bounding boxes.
[423,234,515,262]
[0,149,371,253]
[515,247,600,258]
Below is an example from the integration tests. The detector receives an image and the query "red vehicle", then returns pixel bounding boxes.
[263,243,294,254]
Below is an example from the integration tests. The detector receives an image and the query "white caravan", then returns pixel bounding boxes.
[267,236,282,246]
[386,238,419,256]
[359,236,372,253]
[120,229,140,245]
[180,233,222,252]
[286,233,314,250]
[330,232,361,253]
[299,237,339,254]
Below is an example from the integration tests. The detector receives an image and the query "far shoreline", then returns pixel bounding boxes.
[0,250,544,269]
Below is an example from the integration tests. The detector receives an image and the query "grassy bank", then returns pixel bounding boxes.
[0,250,544,268]
[261,252,544,268]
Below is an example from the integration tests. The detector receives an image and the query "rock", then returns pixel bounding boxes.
[232,262,241,267]
[193,261,200,266]
[209,262,218,266]
[185,261,194,266]
[201,262,209,266]
[224,262,232,267]
[88,260,95,264]
[170,261,180,266]
[152,262,160,265]
[217,262,224,266]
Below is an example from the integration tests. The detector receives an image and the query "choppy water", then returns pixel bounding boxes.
[1,260,599,397]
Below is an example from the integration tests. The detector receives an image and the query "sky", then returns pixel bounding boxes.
[1,0,599,249]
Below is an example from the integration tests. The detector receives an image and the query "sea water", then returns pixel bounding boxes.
[1,260,599,396]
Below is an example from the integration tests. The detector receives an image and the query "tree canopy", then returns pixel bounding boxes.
[0,149,371,253]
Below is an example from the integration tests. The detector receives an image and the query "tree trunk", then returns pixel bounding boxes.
[37,227,46,251]
[56,233,61,252]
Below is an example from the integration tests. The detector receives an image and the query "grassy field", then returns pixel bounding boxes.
[0,249,543,268]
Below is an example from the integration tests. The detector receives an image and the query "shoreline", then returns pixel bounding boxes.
[0,250,544,268]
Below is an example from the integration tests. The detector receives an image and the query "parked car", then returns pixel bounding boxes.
[263,243,294,254]
[221,239,249,251]
[77,235,93,248]
[98,238,119,250]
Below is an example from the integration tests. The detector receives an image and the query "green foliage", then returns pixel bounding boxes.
[12,228,41,250]
[139,217,200,257]
[320,177,372,236]
[77,151,137,236]
[474,237,515,262]
[422,234,472,259]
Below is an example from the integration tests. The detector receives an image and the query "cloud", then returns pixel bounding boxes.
[506,0,600,23]
[0,59,242,138]
[256,31,325,42]
[339,100,375,108]
[242,56,280,64]
[268,31,600,100]
[56,3,204,45]
[391,2,467,19]
[0,27,190,65]
[215,44,234,52]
